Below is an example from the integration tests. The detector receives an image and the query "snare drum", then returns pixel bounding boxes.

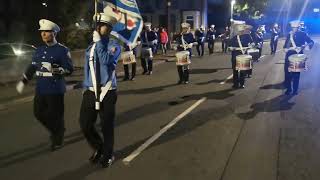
[141,47,153,58]
[121,51,136,65]
[288,54,307,72]
[236,54,253,70]
[247,48,260,61]
[175,51,191,66]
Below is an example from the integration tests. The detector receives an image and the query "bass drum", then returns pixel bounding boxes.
[288,54,307,72]
[175,51,191,66]
[236,54,252,71]
[121,51,136,65]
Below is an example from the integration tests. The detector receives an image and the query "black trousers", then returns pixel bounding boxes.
[208,40,215,54]
[141,58,153,72]
[196,42,205,56]
[285,72,300,92]
[233,69,246,87]
[177,65,190,82]
[79,90,117,158]
[33,94,65,143]
[222,40,229,53]
[270,38,278,54]
[123,63,136,79]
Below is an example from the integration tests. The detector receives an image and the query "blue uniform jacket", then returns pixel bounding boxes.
[195,30,205,43]
[83,38,121,90]
[141,31,157,48]
[176,33,195,50]
[206,29,216,42]
[25,43,73,95]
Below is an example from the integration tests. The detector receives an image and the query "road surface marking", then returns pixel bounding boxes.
[220,74,233,85]
[122,97,207,164]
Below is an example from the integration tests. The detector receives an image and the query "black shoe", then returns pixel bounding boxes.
[99,155,115,168]
[50,134,64,152]
[285,90,292,95]
[50,141,63,151]
[89,149,102,164]
[142,71,147,75]
[239,85,245,89]
[232,85,238,89]
[130,77,135,81]
[177,80,183,84]
[292,91,298,95]
[122,77,129,81]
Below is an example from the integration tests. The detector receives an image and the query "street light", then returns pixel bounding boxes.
[167,0,171,47]
[231,0,236,21]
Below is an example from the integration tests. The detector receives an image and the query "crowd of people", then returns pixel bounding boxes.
[14,4,314,170]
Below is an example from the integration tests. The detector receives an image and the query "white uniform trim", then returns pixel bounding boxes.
[88,43,116,110]
[36,71,53,77]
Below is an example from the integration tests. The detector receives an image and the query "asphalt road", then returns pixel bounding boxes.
[1,38,320,180]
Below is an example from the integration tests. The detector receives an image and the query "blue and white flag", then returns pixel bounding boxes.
[100,0,143,48]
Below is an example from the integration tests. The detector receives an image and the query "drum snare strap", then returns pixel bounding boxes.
[237,35,245,55]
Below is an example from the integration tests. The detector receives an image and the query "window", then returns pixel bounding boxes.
[186,16,194,29]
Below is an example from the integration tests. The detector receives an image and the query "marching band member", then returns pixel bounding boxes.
[16,19,73,151]
[122,38,140,81]
[175,22,195,84]
[283,20,314,95]
[195,25,206,56]
[254,25,265,58]
[229,24,254,88]
[220,26,230,53]
[140,22,157,75]
[206,24,217,54]
[270,23,280,54]
[79,10,121,168]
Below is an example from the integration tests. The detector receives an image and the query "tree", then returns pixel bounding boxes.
[232,0,268,21]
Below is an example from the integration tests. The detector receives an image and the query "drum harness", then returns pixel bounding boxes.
[89,43,115,110]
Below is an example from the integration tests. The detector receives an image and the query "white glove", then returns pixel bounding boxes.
[93,31,101,42]
[16,81,25,94]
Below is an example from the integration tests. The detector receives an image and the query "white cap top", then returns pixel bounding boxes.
[234,24,246,33]
[181,22,190,28]
[38,19,60,32]
[93,6,120,26]
[245,25,253,30]
[290,20,301,28]
[144,22,152,27]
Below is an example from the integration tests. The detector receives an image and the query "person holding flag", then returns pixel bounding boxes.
[79,5,121,168]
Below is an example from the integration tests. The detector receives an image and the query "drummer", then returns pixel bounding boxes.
[229,24,254,88]
[140,22,157,75]
[283,20,314,95]
[175,22,195,84]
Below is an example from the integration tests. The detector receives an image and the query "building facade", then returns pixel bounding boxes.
[136,0,208,33]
